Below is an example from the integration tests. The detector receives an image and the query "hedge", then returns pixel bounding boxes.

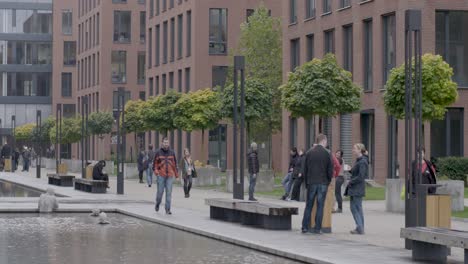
[435,157,468,186]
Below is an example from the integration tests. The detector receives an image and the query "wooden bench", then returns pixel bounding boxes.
[205,198,298,230]
[401,227,468,263]
[74,178,107,193]
[47,174,75,187]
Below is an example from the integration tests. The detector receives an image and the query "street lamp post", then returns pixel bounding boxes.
[56,104,62,175]
[116,87,126,195]
[232,56,245,200]
[36,110,42,178]
[81,98,89,178]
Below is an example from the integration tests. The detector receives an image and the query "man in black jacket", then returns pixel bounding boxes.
[247,142,260,201]
[301,134,333,234]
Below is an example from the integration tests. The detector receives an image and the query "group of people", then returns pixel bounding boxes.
[0,142,34,172]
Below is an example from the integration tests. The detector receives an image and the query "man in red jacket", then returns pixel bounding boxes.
[153,137,179,215]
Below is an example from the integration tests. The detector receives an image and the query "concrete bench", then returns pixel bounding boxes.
[74,178,107,193]
[47,174,75,187]
[205,198,298,230]
[401,227,468,263]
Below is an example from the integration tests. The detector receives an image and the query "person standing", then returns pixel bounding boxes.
[281,147,298,200]
[411,147,437,194]
[288,148,305,201]
[247,142,260,201]
[301,134,333,234]
[146,145,156,187]
[137,150,146,184]
[12,148,20,172]
[347,143,368,235]
[333,150,346,213]
[153,137,178,215]
[180,148,195,198]
[22,146,31,172]
[1,141,11,171]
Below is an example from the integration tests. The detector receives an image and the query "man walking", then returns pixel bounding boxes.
[247,142,260,201]
[301,134,333,234]
[153,137,178,215]
[22,146,31,172]
[146,144,156,187]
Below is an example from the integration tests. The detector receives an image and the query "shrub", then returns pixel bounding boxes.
[435,157,468,186]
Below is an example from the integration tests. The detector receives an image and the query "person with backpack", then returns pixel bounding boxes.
[137,150,146,184]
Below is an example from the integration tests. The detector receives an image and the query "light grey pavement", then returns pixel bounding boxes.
[0,167,466,263]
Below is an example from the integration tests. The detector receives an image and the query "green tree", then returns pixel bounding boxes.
[174,88,222,164]
[31,117,55,153]
[145,89,182,135]
[280,53,362,118]
[124,100,148,156]
[15,123,35,141]
[88,111,114,159]
[49,116,82,144]
[384,54,458,121]
[221,78,272,139]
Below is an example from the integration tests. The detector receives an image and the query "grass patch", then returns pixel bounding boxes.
[453,207,468,218]
[464,188,468,199]
[364,187,386,201]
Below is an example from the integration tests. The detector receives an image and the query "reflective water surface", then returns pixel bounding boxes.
[0,214,302,264]
[0,180,42,197]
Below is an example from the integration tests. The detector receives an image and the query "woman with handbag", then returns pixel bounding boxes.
[180,148,196,198]
[346,143,368,235]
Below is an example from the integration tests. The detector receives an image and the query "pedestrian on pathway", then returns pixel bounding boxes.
[146,145,156,187]
[137,150,146,184]
[281,147,298,200]
[247,142,260,201]
[346,143,368,235]
[288,148,305,201]
[180,148,196,198]
[333,150,346,213]
[22,146,31,172]
[154,137,178,215]
[0,141,12,171]
[411,147,437,194]
[12,148,20,172]
[301,134,333,234]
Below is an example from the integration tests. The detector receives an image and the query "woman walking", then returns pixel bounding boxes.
[137,150,146,184]
[180,148,196,198]
[333,150,345,213]
[347,143,368,235]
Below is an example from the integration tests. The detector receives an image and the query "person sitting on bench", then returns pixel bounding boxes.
[93,160,109,188]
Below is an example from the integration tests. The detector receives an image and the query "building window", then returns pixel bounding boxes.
[170,18,175,62]
[212,66,228,89]
[156,25,160,66]
[169,72,174,89]
[111,51,126,83]
[97,13,100,45]
[64,41,76,66]
[137,52,146,84]
[62,10,72,35]
[139,91,146,101]
[113,11,131,43]
[150,0,154,17]
[289,117,297,149]
[323,0,331,14]
[169,0,174,9]
[305,118,315,150]
[178,69,182,92]
[162,74,167,94]
[382,14,395,86]
[149,77,154,96]
[324,29,335,54]
[363,19,373,91]
[140,11,146,43]
[156,76,160,95]
[187,11,192,57]
[177,14,183,59]
[148,28,153,68]
[436,11,468,87]
[156,0,160,15]
[305,0,316,19]
[290,38,300,71]
[185,67,190,92]
[112,0,127,3]
[306,34,314,61]
[209,8,227,55]
[163,21,168,63]
[138,0,146,4]
[112,90,131,110]
[162,0,166,12]
[431,108,464,157]
[340,0,351,8]
[289,0,297,24]
[246,9,255,22]
[343,25,353,74]
[61,73,72,97]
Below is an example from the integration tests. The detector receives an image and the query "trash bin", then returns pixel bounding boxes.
[310,179,335,233]
[426,194,451,228]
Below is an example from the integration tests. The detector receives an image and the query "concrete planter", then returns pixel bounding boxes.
[123,163,139,179]
[226,169,274,193]
[192,167,221,187]
[385,178,405,213]
[437,180,464,212]
[62,159,82,173]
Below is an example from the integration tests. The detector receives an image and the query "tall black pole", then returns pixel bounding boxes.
[233,58,238,199]
[233,56,245,200]
[117,87,125,195]
[56,104,61,175]
[85,97,89,167]
[81,98,87,178]
[11,115,15,153]
[36,110,42,178]
[239,57,246,198]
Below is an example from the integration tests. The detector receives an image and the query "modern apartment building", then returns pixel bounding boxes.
[0,0,53,142]
[146,0,282,169]
[53,0,146,160]
[282,0,468,184]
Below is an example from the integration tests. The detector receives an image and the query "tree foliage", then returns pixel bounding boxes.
[88,111,114,136]
[280,53,362,118]
[124,100,148,134]
[49,116,82,144]
[174,88,222,132]
[15,123,35,141]
[145,90,182,133]
[32,117,55,145]
[383,54,458,121]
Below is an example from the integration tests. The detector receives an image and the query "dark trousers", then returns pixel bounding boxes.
[290,177,303,201]
[335,176,344,210]
[301,184,328,231]
[138,170,144,182]
[183,175,193,195]
[249,173,257,199]
[23,159,30,172]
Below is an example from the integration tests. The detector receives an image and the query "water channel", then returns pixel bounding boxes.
[0,180,42,197]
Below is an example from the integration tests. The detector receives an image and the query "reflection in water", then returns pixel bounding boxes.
[0,181,42,197]
[0,214,301,264]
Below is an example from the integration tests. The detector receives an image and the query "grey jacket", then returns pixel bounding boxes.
[347,155,369,197]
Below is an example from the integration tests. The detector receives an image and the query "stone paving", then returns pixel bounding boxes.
[0,167,466,263]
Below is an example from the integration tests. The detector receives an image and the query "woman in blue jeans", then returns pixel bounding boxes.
[347,143,368,235]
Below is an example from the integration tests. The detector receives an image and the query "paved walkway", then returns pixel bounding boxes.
[0,167,466,263]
